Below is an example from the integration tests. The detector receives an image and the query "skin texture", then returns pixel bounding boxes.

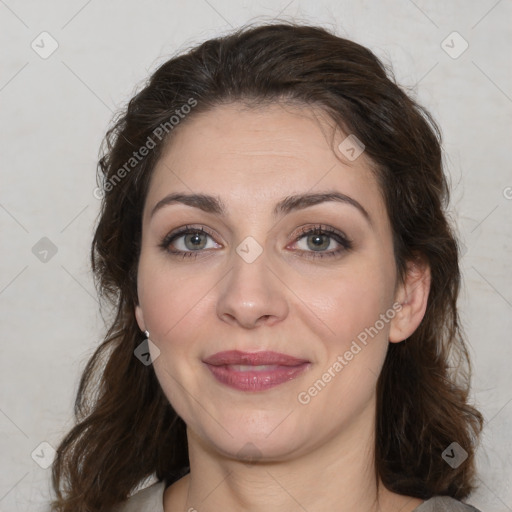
[134,102,431,512]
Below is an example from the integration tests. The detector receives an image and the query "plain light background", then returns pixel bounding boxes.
[1,1,511,511]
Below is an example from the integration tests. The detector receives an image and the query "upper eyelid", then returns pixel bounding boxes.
[164,225,219,242]
[294,224,348,239]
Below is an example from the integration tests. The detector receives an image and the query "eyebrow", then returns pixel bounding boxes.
[150,191,372,226]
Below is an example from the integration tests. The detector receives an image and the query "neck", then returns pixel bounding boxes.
[165,400,422,512]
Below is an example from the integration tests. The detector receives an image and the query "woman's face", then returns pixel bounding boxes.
[135,102,404,461]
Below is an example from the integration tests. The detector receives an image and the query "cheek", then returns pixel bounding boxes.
[319,263,394,342]
[137,261,211,416]
[137,256,212,343]
[291,284,393,441]
[306,264,394,397]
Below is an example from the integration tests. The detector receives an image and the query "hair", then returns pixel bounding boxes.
[50,21,484,511]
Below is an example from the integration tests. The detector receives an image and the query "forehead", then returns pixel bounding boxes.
[145,102,387,225]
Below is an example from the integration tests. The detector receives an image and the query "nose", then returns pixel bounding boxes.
[216,247,289,329]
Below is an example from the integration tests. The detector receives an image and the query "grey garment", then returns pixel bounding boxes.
[413,496,482,512]
[413,496,480,512]
[113,481,483,512]
[112,481,166,512]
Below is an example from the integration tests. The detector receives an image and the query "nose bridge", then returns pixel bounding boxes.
[216,235,288,327]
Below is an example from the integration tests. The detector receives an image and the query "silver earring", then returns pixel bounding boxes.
[142,329,160,364]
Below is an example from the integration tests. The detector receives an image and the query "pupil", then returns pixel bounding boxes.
[309,234,328,250]
[187,233,204,249]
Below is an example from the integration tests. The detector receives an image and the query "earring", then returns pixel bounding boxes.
[142,329,161,363]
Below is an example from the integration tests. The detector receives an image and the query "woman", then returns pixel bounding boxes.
[50,22,484,512]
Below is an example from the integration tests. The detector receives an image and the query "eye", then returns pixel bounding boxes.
[290,225,353,259]
[159,224,353,260]
[159,225,221,258]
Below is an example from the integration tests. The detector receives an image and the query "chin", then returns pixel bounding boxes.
[190,410,311,463]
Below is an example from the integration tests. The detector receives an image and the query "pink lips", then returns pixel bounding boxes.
[203,350,310,392]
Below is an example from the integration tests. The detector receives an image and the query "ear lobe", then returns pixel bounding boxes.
[389,257,431,343]
[135,304,146,332]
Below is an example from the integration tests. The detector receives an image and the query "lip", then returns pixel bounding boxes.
[203,350,311,392]
[203,350,309,366]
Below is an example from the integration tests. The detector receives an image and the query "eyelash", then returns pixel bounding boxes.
[158,224,353,260]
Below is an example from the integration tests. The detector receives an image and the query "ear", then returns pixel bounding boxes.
[135,304,146,332]
[389,256,431,343]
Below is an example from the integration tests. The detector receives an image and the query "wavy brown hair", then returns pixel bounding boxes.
[50,21,484,511]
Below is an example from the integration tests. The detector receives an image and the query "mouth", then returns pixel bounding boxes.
[203,350,311,392]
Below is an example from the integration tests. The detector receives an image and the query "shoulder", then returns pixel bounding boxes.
[414,495,483,512]
[112,481,166,512]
